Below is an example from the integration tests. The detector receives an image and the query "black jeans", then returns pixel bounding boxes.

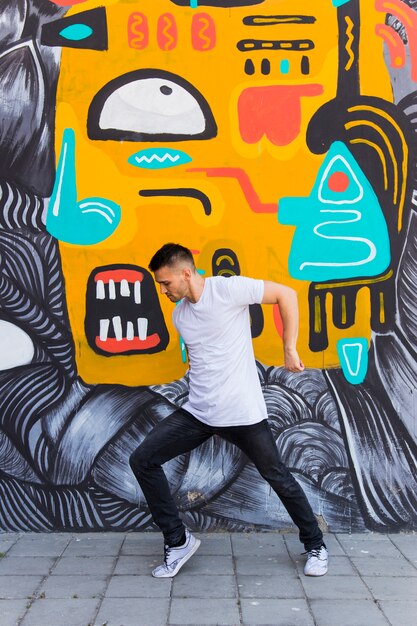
[129,408,323,551]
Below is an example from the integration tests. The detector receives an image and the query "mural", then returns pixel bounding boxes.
[1,0,417,533]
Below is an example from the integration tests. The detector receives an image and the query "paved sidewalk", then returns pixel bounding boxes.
[0,531,416,626]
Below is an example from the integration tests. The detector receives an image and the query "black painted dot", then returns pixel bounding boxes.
[160,85,173,95]
[244,59,255,75]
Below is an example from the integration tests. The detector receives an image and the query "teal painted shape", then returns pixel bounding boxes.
[190,0,198,8]
[337,338,368,384]
[278,141,391,281]
[280,59,290,74]
[332,0,351,7]
[59,24,93,41]
[128,148,192,170]
[46,128,121,245]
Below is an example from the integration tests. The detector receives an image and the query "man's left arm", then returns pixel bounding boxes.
[261,280,305,372]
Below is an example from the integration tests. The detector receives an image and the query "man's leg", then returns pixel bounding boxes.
[220,420,324,551]
[129,408,212,546]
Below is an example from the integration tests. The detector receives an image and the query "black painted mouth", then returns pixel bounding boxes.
[85,264,169,356]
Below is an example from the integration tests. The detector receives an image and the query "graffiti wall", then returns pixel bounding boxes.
[1,0,417,533]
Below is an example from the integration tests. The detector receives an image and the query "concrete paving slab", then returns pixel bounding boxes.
[7,536,70,557]
[336,533,392,542]
[0,599,30,626]
[363,575,417,600]
[389,534,417,563]
[172,574,236,598]
[301,574,372,600]
[180,554,234,576]
[169,598,241,625]
[237,574,304,599]
[105,574,172,598]
[63,536,124,556]
[379,600,417,626]
[231,532,286,555]
[194,534,232,555]
[350,555,417,577]
[0,556,55,575]
[51,556,116,576]
[0,575,44,599]
[309,599,390,626]
[240,598,314,626]
[94,597,170,626]
[38,574,108,599]
[293,555,356,576]
[0,536,19,554]
[284,533,345,557]
[335,538,403,558]
[114,554,161,575]
[121,535,162,556]
[235,554,295,576]
[20,598,99,626]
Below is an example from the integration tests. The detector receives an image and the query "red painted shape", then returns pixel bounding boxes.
[95,333,160,354]
[238,84,323,146]
[192,13,216,51]
[328,171,350,193]
[94,270,144,284]
[188,167,277,213]
[128,13,149,50]
[375,0,417,81]
[375,24,405,69]
[273,304,283,338]
[157,13,178,51]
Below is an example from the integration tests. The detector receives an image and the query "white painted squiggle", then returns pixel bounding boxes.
[134,153,180,164]
[299,209,376,270]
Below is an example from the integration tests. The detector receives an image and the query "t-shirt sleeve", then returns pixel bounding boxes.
[224,276,264,306]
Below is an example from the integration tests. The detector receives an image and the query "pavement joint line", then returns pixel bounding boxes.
[89,531,126,626]
[332,534,394,626]
[282,532,318,626]
[230,531,243,626]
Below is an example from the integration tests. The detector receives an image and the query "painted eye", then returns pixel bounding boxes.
[40,7,107,51]
[87,69,217,142]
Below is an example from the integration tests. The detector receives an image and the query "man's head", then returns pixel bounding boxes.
[150,243,196,302]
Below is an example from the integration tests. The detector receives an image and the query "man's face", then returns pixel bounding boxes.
[154,265,191,303]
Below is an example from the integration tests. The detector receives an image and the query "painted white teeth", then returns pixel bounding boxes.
[108,279,116,300]
[137,317,148,341]
[99,318,110,341]
[120,279,130,296]
[112,316,123,341]
[96,280,105,300]
[134,280,141,304]
[126,321,134,341]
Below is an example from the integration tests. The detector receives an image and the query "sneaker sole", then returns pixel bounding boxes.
[152,537,201,578]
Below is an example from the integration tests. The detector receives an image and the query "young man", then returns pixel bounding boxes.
[129,243,328,578]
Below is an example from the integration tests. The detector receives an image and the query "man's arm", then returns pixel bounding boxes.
[261,280,305,372]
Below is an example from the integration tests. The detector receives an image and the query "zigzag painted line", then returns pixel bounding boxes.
[345,16,355,71]
[135,153,180,164]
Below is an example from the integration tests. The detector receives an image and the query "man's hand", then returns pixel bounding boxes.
[284,347,305,372]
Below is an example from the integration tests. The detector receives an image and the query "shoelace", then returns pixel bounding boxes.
[302,548,323,558]
[163,544,172,564]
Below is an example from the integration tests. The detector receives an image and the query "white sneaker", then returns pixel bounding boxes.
[303,545,328,576]
[152,530,201,578]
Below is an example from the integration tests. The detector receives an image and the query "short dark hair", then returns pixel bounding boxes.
[149,243,195,272]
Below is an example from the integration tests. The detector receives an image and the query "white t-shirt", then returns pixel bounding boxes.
[172,276,268,427]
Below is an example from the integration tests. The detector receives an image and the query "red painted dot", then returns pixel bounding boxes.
[328,171,350,192]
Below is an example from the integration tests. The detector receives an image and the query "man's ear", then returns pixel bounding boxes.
[183,266,192,281]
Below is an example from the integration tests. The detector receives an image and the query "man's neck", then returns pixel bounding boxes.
[186,273,206,303]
